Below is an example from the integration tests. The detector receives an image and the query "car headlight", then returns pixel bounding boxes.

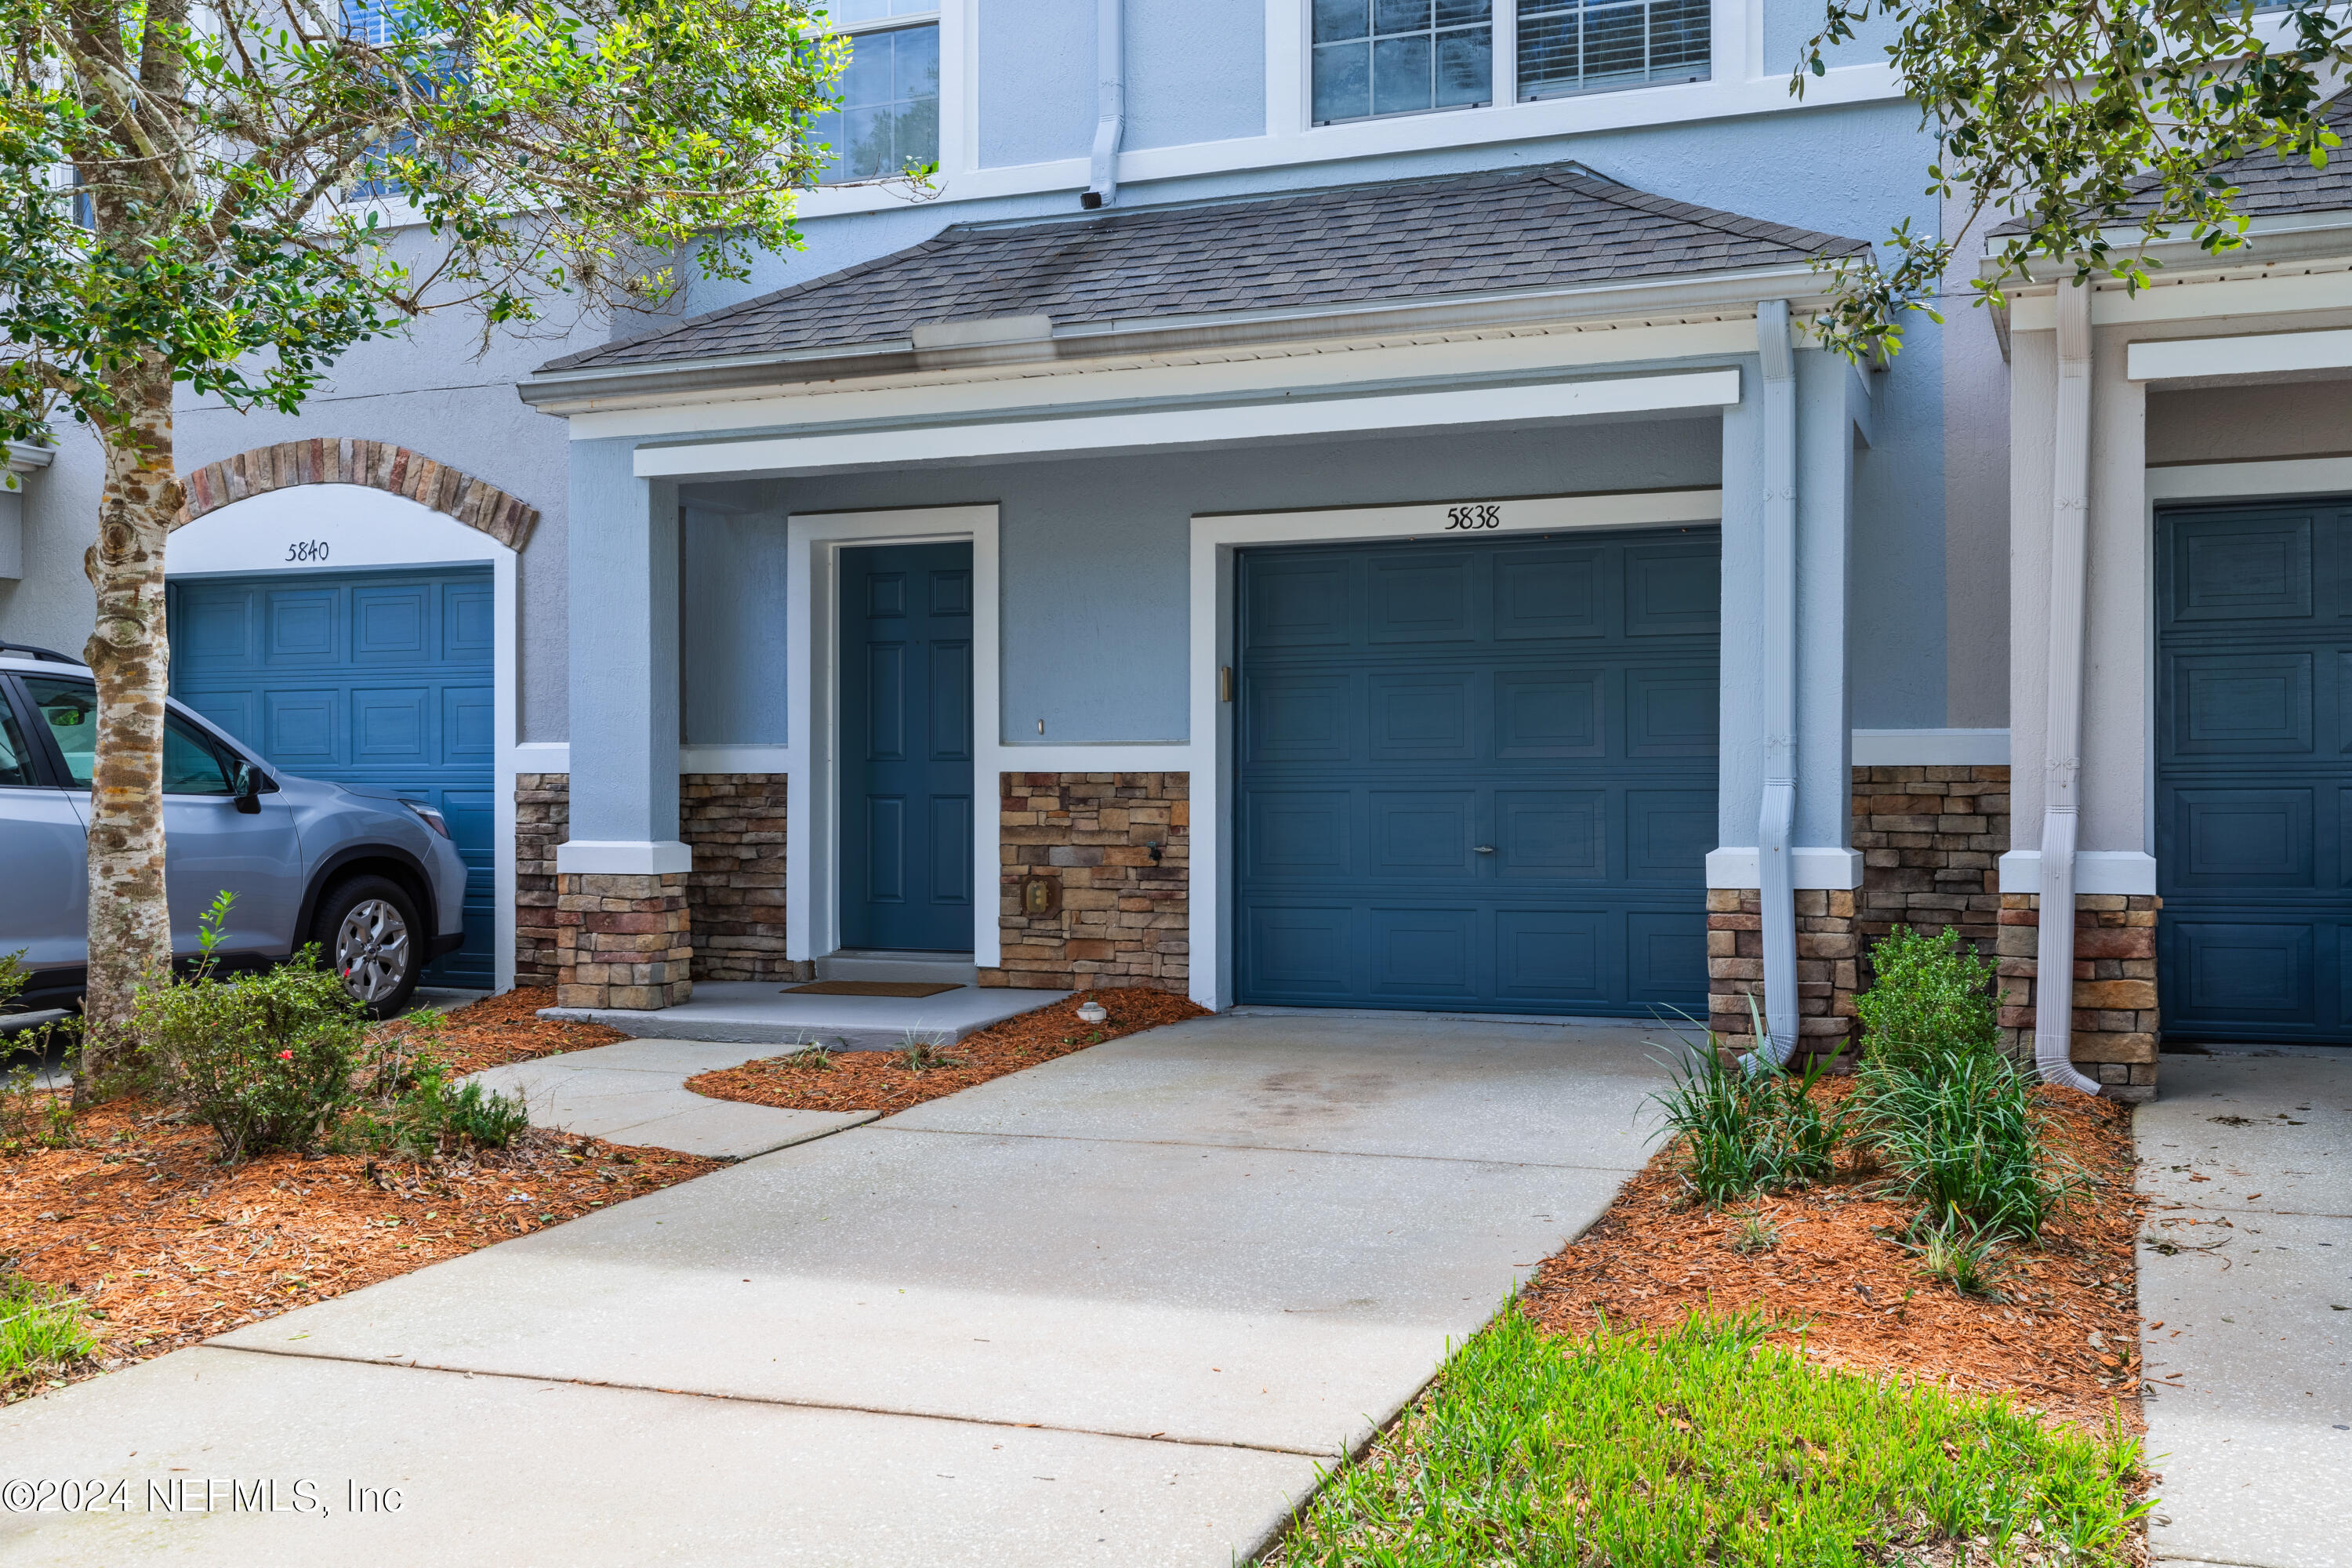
[402,800,451,839]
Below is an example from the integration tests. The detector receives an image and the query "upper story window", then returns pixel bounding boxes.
[1311,0,1708,125]
[1517,0,1709,99]
[1312,2,1494,125]
[815,3,941,184]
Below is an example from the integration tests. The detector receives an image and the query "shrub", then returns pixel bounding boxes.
[1854,925,2002,1069]
[339,1018,529,1156]
[1651,1026,1842,1204]
[0,1269,96,1392]
[134,947,368,1162]
[0,1067,74,1156]
[395,1064,531,1151]
[1853,1049,2075,1242]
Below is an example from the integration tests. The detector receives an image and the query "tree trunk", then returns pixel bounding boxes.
[78,359,183,1087]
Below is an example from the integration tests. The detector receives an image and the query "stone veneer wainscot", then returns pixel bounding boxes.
[985,772,1189,994]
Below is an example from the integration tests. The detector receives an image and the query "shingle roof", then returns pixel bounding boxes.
[1993,102,2352,235]
[541,162,1871,375]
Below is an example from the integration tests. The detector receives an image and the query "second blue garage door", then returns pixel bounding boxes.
[167,566,496,987]
[1235,528,1719,1016]
[2158,497,2352,1043]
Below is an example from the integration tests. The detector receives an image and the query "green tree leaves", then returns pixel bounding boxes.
[1795,0,2348,358]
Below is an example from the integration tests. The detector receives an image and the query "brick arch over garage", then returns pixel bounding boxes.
[174,439,540,550]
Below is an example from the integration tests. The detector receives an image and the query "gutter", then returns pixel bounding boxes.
[2033,281,2103,1095]
[1754,300,1800,1066]
[517,261,1849,414]
[1082,0,1123,209]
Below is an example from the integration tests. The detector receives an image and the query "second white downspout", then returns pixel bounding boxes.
[1082,0,1124,209]
[1756,301,1800,1066]
[2034,283,2103,1094]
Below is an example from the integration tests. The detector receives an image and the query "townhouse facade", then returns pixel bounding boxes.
[5,1,2346,1096]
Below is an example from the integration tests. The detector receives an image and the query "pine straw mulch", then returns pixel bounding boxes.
[1519,1080,2149,1435]
[0,1095,718,1403]
[403,985,627,1074]
[688,986,1210,1116]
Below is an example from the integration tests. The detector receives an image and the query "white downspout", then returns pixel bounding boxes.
[2035,283,2103,1094]
[1755,300,1800,1066]
[1082,0,1123,209]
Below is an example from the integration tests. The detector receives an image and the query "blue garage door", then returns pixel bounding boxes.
[167,567,495,987]
[2158,499,2352,1043]
[1235,528,1719,1015]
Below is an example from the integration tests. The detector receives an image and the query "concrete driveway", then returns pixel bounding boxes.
[2137,1050,2352,1568]
[0,1008,1668,1566]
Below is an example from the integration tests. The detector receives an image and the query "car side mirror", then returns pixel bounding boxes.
[232,761,262,815]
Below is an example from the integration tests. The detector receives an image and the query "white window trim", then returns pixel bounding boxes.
[812,6,950,191]
[1185,486,1724,1011]
[162,485,524,992]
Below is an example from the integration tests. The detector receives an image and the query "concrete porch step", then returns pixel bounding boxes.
[539,979,1065,1052]
[815,949,979,986]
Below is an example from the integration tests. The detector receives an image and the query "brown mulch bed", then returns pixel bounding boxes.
[403,985,626,1074]
[1519,1080,2148,1433]
[688,986,1210,1116]
[0,1096,717,1403]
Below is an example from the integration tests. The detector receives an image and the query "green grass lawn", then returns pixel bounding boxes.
[0,1270,94,1396]
[1273,1308,2148,1567]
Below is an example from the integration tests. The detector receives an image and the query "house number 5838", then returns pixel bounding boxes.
[1444,505,1501,530]
[285,539,330,563]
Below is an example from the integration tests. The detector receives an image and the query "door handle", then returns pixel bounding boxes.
[1472,844,1496,854]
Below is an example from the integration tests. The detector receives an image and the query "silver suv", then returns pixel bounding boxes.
[0,647,468,1018]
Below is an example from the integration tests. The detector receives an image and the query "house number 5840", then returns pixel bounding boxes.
[285,539,330,563]
[1444,505,1501,530]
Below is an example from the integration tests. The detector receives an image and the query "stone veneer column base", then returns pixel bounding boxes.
[1997,893,2161,1101]
[1706,888,1859,1059]
[554,872,693,1011]
[985,772,1189,994]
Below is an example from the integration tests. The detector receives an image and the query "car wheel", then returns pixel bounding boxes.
[313,875,423,1019]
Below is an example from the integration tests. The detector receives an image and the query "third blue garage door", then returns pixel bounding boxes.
[2158,497,2352,1043]
[1235,528,1719,1016]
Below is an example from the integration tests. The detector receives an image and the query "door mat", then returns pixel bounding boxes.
[781,981,964,998]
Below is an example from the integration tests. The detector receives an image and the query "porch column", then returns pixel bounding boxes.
[1708,323,1865,1056]
[554,437,692,1010]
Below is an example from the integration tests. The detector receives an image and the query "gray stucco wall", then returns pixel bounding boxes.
[681,416,1723,746]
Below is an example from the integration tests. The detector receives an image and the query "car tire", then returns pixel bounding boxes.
[312,875,423,1019]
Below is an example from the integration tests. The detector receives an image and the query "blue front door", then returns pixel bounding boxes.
[167,566,496,986]
[839,543,975,952]
[1235,529,1719,1015]
[2158,498,2352,1043]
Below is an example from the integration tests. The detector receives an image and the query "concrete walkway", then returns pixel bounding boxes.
[2138,1049,2352,1568]
[468,1037,876,1159]
[0,1009,1666,1566]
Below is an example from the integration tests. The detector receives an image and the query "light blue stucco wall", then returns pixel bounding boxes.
[0,0,1977,761]
[1127,0,1265,151]
[655,93,1955,735]
[978,0,1094,167]
[679,416,1722,746]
